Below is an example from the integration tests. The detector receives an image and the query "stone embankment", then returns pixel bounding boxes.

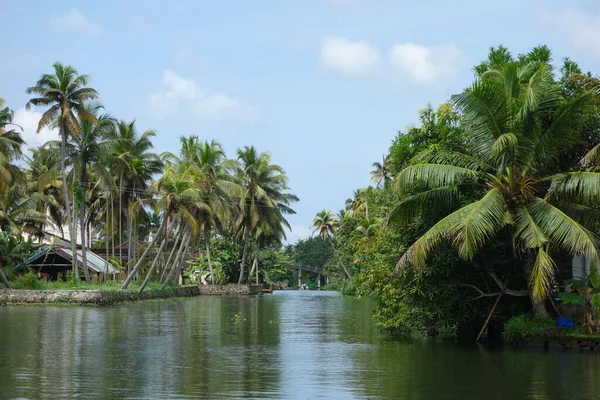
[0,284,262,306]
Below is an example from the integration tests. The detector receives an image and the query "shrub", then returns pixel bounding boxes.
[12,272,43,290]
[503,315,554,343]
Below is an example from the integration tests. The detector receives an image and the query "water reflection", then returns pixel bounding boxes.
[0,291,599,399]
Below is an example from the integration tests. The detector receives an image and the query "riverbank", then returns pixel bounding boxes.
[0,284,263,305]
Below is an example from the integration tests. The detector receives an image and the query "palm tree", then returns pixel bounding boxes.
[389,63,600,317]
[311,209,351,278]
[25,146,63,236]
[344,189,369,218]
[0,184,47,236]
[122,162,207,289]
[26,63,99,280]
[235,146,297,284]
[67,103,114,282]
[105,120,162,271]
[197,140,239,283]
[0,98,25,191]
[370,154,393,188]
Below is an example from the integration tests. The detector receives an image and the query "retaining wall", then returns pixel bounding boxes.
[0,286,200,306]
[197,284,262,296]
[0,284,262,306]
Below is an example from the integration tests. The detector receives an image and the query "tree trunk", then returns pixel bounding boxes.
[104,193,110,285]
[121,217,166,289]
[248,252,258,283]
[160,234,180,284]
[204,222,214,284]
[523,251,549,318]
[161,233,189,290]
[329,240,351,279]
[127,199,133,276]
[80,199,91,283]
[111,194,115,261]
[119,174,123,268]
[172,241,191,286]
[60,123,78,281]
[238,226,251,284]
[79,166,91,284]
[0,268,12,289]
[139,238,166,293]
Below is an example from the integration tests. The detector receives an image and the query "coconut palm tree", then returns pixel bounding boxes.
[389,62,600,317]
[66,103,114,282]
[121,162,208,289]
[195,140,240,283]
[105,120,162,270]
[344,189,369,218]
[0,98,25,190]
[235,146,297,284]
[370,154,393,188]
[26,63,99,280]
[0,183,47,236]
[311,209,351,278]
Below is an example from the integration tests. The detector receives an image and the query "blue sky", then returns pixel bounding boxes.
[2,0,599,243]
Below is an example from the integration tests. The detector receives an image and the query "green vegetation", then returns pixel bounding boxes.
[1,63,298,291]
[11,271,173,292]
[314,45,600,338]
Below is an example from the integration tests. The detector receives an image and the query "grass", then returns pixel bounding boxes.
[10,272,173,291]
[503,314,600,343]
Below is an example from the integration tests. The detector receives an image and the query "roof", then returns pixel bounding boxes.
[13,245,120,274]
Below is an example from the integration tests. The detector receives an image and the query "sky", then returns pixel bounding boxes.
[1,0,600,243]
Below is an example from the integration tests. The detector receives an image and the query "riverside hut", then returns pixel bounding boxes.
[13,245,119,281]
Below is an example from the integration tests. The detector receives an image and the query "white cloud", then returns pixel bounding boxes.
[284,224,313,245]
[49,9,104,35]
[12,108,60,153]
[389,42,464,84]
[147,70,257,123]
[543,10,600,56]
[320,36,380,77]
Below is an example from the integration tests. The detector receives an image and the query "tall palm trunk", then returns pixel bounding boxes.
[238,225,251,284]
[79,167,91,283]
[60,122,78,281]
[161,233,190,290]
[248,252,258,283]
[139,238,166,293]
[119,173,123,267]
[160,234,180,284]
[204,221,214,284]
[79,199,91,283]
[329,239,351,279]
[111,194,115,260]
[121,216,166,289]
[104,193,110,285]
[0,268,12,289]
[127,200,133,276]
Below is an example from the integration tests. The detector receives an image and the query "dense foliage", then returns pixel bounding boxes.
[317,45,600,336]
[0,63,298,289]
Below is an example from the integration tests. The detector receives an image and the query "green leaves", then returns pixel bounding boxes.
[394,163,479,196]
[528,198,599,259]
[530,247,556,301]
[395,189,506,271]
[560,292,585,306]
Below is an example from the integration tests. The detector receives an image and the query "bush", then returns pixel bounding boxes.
[12,272,43,290]
[322,282,340,291]
[503,315,555,343]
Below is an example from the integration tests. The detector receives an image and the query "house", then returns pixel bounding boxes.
[13,245,120,281]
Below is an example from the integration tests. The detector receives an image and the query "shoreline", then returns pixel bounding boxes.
[0,284,262,306]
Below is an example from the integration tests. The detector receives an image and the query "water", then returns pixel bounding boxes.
[1,291,599,399]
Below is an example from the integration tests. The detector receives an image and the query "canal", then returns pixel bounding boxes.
[1,290,599,399]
